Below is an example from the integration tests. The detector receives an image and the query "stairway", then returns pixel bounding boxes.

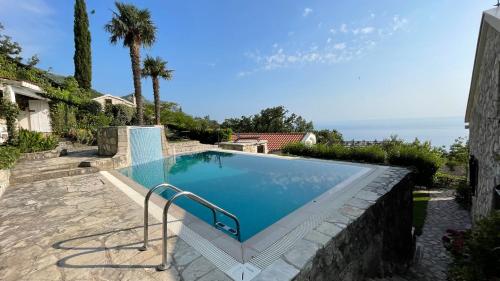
[10,149,100,185]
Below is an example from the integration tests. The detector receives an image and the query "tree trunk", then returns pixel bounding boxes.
[129,41,143,125]
[152,76,161,125]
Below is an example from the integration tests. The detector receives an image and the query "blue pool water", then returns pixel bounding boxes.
[119,151,365,241]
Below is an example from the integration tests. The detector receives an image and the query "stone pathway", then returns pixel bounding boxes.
[407,189,472,281]
[369,189,472,281]
[0,174,231,281]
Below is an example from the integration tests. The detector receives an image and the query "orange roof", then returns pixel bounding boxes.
[231,133,306,152]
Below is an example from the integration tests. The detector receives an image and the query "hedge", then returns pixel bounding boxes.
[282,143,386,164]
[387,144,443,186]
[283,142,443,186]
[167,124,232,144]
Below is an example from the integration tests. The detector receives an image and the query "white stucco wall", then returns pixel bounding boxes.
[93,95,136,109]
[301,132,317,146]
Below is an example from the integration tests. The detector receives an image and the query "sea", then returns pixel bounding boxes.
[317,116,468,149]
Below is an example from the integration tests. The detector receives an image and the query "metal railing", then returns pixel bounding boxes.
[139,183,242,271]
[139,183,183,251]
[156,191,241,271]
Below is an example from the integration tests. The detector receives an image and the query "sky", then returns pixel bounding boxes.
[0,0,490,124]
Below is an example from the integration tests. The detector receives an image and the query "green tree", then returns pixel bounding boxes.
[315,129,343,145]
[142,56,173,125]
[73,0,92,89]
[222,106,314,132]
[105,2,156,125]
[0,23,22,61]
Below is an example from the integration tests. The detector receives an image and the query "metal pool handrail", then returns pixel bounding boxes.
[139,183,184,251]
[156,191,242,271]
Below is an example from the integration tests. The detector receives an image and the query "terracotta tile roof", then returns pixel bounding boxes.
[231,133,306,152]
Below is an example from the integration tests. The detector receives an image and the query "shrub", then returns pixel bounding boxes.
[0,146,20,169]
[79,100,102,115]
[75,128,94,145]
[0,99,20,144]
[283,142,385,163]
[349,145,386,163]
[185,128,232,144]
[388,143,443,186]
[446,211,500,281]
[433,172,467,188]
[284,141,444,186]
[17,129,58,153]
[50,102,78,136]
[105,104,135,126]
[445,160,459,171]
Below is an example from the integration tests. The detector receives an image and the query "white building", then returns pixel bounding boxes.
[92,94,136,109]
[0,79,52,143]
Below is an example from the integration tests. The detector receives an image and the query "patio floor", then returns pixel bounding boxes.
[0,174,231,281]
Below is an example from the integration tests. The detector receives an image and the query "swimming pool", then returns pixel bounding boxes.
[119,151,369,242]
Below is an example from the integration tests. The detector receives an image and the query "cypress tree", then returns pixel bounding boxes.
[73,0,92,89]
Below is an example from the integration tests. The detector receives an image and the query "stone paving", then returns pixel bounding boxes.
[369,189,472,281]
[407,189,472,281]
[0,174,232,281]
[368,189,472,281]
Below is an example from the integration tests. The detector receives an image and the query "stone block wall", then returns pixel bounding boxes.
[19,148,63,161]
[469,21,500,222]
[219,142,258,153]
[97,127,120,156]
[218,141,268,154]
[0,169,10,198]
[95,126,169,170]
[291,171,414,281]
[167,141,216,154]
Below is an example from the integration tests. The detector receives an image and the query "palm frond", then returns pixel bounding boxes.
[142,55,173,80]
[104,2,156,47]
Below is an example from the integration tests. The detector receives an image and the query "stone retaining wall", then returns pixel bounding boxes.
[19,149,63,161]
[168,141,216,154]
[252,168,414,281]
[291,171,413,280]
[0,169,10,198]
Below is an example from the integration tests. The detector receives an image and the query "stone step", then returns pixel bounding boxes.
[10,162,84,176]
[10,167,99,185]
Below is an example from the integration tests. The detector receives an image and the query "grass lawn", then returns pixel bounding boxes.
[413,190,430,236]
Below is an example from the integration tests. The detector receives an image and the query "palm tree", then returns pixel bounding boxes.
[142,56,173,125]
[104,2,156,125]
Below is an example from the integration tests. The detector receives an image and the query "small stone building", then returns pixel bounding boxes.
[465,8,500,222]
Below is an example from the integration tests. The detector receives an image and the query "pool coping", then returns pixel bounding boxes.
[103,149,399,280]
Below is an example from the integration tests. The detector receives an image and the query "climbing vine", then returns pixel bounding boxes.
[0,98,20,144]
